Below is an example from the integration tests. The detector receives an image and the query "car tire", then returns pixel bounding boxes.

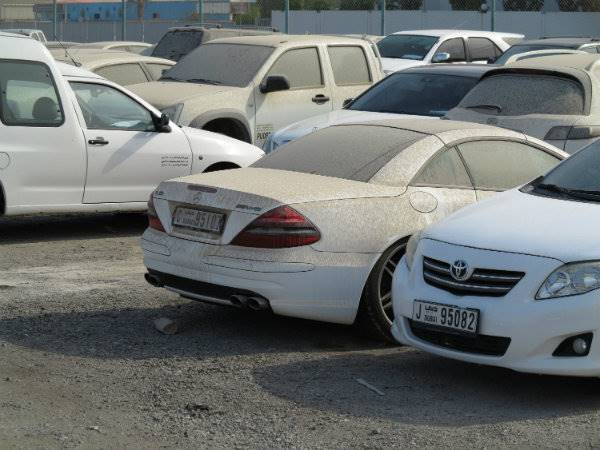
[354,239,407,343]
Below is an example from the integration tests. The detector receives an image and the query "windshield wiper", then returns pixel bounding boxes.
[535,183,600,201]
[465,104,503,113]
[185,78,223,85]
[159,75,181,82]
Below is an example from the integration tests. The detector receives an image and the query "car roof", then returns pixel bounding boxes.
[74,41,151,48]
[513,37,600,47]
[51,48,173,66]
[402,63,492,77]
[207,34,373,47]
[390,29,523,38]
[504,53,600,72]
[56,61,103,79]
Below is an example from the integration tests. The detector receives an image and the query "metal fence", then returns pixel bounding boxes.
[1,0,600,43]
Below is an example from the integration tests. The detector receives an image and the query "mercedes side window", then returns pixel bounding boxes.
[435,38,466,63]
[458,140,561,191]
[411,147,472,188]
[267,47,323,89]
[70,82,155,132]
[0,60,64,127]
[468,38,501,61]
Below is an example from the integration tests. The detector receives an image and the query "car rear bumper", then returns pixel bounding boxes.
[391,239,600,377]
[141,229,375,324]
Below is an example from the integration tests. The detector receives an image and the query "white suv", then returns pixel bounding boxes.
[377,29,523,74]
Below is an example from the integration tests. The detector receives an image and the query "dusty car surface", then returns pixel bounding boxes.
[49,48,175,86]
[392,138,600,376]
[3,28,47,43]
[131,34,383,147]
[265,64,492,152]
[141,119,567,341]
[377,29,522,74]
[494,37,600,65]
[0,32,264,217]
[72,41,153,55]
[151,26,277,62]
[446,54,600,154]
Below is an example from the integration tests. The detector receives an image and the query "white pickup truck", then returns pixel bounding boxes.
[130,35,383,147]
[0,32,264,217]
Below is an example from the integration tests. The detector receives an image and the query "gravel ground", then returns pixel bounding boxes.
[2,213,600,449]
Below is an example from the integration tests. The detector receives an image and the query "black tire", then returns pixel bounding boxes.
[354,239,407,342]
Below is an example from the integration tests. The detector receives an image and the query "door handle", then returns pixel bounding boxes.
[312,94,330,105]
[88,137,109,146]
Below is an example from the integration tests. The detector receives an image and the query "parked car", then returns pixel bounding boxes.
[500,48,587,65]
[141,119,566,341]
[3,28,47,43]
[49,48,175,86]
[377,29,522,74]
[494,37,600,65]
[151,26,277,62]
[0,32,264,217]
[391,138,600,376]
[446,54,600,154]
[72,41,153,55]
[45,41,79,50]
[131,35,383,147]
[265,64,492,152]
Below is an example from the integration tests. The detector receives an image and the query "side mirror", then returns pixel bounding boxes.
[260,75,290,94]
[342,98,354,108]
[432,52,451,63]
[154,112,171,132]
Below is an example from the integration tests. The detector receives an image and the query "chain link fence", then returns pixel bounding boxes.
[1,0,599,43]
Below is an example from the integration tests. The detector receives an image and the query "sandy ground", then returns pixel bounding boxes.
[1,213,600,449]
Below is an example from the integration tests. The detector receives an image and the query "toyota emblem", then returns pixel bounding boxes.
[450,260,471,281]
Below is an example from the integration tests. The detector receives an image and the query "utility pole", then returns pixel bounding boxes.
[285,0,289,33]
[380,0,385,36]
[122,0,126,39]
[52,0,57,39]
[198,0,204,24]
[491,0,495,31]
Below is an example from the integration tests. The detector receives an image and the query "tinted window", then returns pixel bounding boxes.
[70,82,154,132]
[494,44,567,64]
[253,125,425,182]
[328,46,371,85]
[350,73,478,117]
[540,139,600,192]
[163,43,274,88]
[468,38,500,60]
[95,63,149,86]
[267,48,322,89]
[412,148,472,188]
[377,34,439,60]
[0,60,63,127]
[127,45,148,55]
[146,63,172,80]
[152,29,203,61]
[459,74,585,116]
[435,38,466,62]
[458,140,560,190]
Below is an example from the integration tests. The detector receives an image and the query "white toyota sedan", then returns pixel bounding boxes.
[142,119,566,341]
[392,139,600,376]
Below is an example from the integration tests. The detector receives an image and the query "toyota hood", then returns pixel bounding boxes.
[128,81,241,110]
[424,189,600,262]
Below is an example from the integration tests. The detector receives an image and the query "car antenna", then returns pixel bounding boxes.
[52,30,80,67]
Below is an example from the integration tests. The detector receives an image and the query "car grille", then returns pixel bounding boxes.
[422,257,524,297]
[410,321,511,356]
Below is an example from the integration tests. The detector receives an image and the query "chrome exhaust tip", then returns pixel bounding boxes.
[229,294,249,309]
[246,296,269,311]
[144,272,163,287]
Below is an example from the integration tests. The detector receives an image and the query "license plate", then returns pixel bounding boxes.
[412,300,479,334]
[172,207,224,234]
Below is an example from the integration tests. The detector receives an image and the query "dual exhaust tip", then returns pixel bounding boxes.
[144,272,269,311]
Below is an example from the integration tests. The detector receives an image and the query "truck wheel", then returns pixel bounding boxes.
[355,239,407,343]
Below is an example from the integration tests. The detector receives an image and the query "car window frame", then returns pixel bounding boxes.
[466,37,503,61]
[265,45,325,91]
[69,80,157,132]
[455,137,563,192]
[326,44,373,86]
[0,58,65,128]
[409,146,475,190]
[93,62,151,85]
[434,38,467,63]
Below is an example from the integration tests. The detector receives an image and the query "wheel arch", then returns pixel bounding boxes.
[203,161,241,172]
[189,110,252,143]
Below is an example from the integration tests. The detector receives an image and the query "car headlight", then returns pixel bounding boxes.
[536,261,600,299]
[160,103,183,125]
[404,230,423,271]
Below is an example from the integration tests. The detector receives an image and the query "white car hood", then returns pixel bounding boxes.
[424,189,600,262]
[273,109,435,146]
[380,58,425,73]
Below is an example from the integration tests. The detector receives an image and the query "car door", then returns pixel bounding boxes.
[431,38,467,64]
[69,81,192,204]
[456,139,563,200]
[408,147,477,220]
[253,46,333,147]
[326,45,374,109]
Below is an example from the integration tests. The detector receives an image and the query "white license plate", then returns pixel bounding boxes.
[172,207,224,234]
[412,300,479,334]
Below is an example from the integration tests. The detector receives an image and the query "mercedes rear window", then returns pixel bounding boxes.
[151,30,203,61]
[252,125,425,182]
[458,73,585,116]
